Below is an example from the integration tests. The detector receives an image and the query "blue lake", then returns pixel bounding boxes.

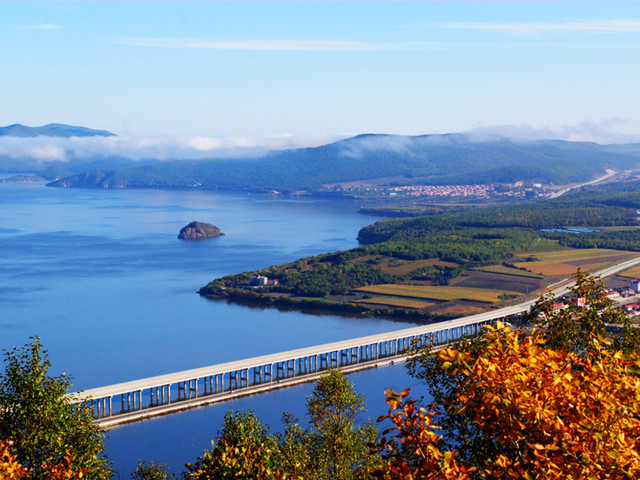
[0,182,423,476]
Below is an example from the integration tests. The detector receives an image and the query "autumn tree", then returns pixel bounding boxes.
[0,440,30,479]
[437,322,640,478]
[0,338,111,480]
[400,318,640,478]
[0,439,88,480]
[406,334,493,467]
[371,389,473,480]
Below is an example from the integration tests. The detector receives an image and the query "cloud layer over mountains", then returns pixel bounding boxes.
[0,134,346,163]
[2,120,640,164]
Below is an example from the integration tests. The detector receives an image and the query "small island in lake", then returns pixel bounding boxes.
[178,221,224,240]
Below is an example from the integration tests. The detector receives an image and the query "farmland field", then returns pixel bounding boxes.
[473,264,544,279]
[516,248,634,262]
[619,264,640,279]
[513,261,595,276]
[512,248,637,277]
[354,296,432,309]
[375,258,458,276]
[354,284,520,303]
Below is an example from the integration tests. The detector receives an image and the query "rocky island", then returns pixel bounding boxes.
[178,221,224,240]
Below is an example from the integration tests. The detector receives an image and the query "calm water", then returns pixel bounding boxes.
[0,182,422,476]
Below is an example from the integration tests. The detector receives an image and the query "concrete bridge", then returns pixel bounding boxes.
[73,307,524,427]
[71,255,640,427]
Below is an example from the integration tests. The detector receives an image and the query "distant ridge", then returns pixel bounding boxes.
[48,133,640,192]
[0,123,116,138]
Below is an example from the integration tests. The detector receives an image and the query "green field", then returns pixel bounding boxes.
[354,284,520,303]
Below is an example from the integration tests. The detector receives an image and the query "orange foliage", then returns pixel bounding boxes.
[41,453,86,480]
[438,322,640,479]
[0,441,30,479]
[372,389,473,480]
[0,441,86,480]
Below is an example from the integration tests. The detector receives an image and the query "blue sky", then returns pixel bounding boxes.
[2,1,640,148]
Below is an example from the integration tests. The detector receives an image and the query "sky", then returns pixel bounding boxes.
[2,1,640,157]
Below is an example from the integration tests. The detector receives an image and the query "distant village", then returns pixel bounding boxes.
[554,278,640,319]
[384,182,552,199]
[328,181,554,200]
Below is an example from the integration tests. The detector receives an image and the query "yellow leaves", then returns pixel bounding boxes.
[372,389,474,480]
[0,441,30,479]
[431,321,640,479]
[0,441,85,480]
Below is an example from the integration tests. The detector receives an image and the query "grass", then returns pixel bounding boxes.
[354,284,520,303]
[473,265,544,279]
[354,297,432,309]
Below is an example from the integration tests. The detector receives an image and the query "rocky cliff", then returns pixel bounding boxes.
[178,221,224,240]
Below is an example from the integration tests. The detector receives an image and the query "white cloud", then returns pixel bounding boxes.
[0,134,345,163]
[118,37,378,51]
[27,144,67,161]
[467,119,640,144]
[116,37,499,51]
[2,123,639,166]
[434,20,640,35]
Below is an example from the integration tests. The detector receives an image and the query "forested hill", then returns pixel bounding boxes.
[357,180,640,244]
[48,134,640,192]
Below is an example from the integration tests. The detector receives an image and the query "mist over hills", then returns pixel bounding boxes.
[47,133,640,192]
[1,126,639,191]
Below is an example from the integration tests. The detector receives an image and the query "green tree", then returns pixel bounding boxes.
[525,269,640,354]
[0,337,112,480]
[277,413,312,479]
[130,460,175,480]
[305,369,378,480]
[184,370,377,479]
[183,410,282,480]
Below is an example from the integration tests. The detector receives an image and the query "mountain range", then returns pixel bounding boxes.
[0,123,115,138]
[2,125,640,192]
[48,133,640,192]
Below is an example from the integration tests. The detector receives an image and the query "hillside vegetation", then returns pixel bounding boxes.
[48,134,640,192]
[200,181,640,320]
